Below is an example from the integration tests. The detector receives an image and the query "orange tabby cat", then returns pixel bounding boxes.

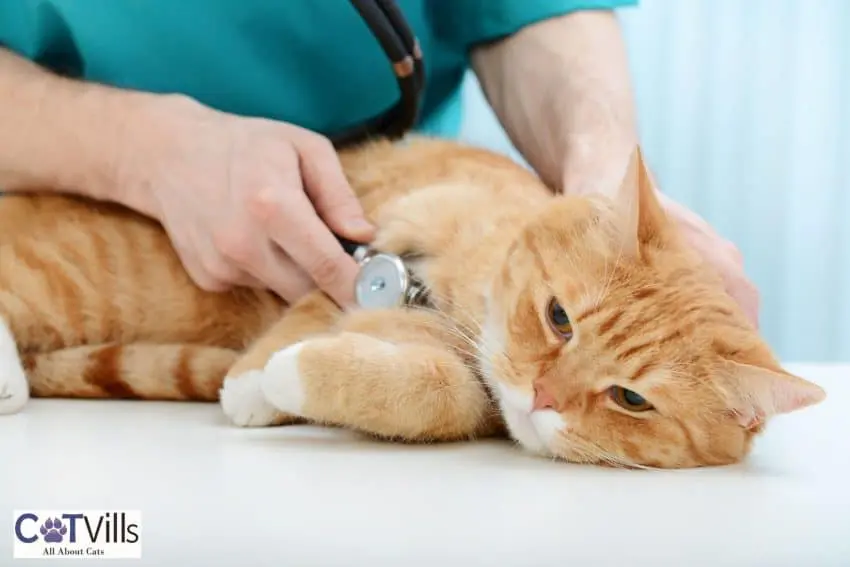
[0,137,825,468]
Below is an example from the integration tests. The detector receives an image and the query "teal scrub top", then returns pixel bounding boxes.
[0,0,636,138]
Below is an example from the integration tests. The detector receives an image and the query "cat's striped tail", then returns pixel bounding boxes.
[22,343,239,401]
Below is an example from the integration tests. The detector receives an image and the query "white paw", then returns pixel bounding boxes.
[0,319,28,415]
[219,370,282,427]
[0,368,28,415]
[260,342,307,416]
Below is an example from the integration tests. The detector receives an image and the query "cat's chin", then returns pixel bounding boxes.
[491,381,565,458]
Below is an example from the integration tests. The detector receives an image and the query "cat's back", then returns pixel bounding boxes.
[0,138,542,247]
[0,192,133,234]
[0,192,178,269]
[0,193,283,349]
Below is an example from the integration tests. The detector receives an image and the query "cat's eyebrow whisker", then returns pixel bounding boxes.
[593,235,625,310]
[569,256,595,310]
[557,251,595,312]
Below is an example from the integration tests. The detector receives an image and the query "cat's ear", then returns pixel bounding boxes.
[614,146,669,254]
[720,360,826,430]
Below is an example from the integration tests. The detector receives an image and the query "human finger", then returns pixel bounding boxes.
[214,224,315,300]
[165,228,233,292]
[291,132,375,242]
[227,270,270,290]
[242,243,316,302]
[181,250,234,293]
[249,186,360,307]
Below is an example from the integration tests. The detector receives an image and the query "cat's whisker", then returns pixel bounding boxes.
[392,303,495,364]
[563,435,612,465]
[405,306,481,350]
[405,291,504,365]
[427,290,507,365]
[420,282,484,325]
[427,291,486,334]
[563,432,656,471]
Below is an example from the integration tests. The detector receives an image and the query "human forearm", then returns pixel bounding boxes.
[471,10,638,195]
[0,48,153,205]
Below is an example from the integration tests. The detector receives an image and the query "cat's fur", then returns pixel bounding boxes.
[0,137,825,468]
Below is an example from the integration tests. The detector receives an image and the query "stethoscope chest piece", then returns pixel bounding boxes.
[352,247,427,310]
[355,251,410,310]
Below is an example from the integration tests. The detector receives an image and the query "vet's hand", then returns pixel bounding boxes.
[115,95,375,307]
[655,192,760,328]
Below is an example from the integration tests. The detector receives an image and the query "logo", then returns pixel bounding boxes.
[13,510,141,559]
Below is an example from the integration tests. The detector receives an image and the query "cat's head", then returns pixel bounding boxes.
[481,148,826,468]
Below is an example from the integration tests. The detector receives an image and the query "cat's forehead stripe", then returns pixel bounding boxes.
[631,286,660,300]
[575,302,605,323]
[616,341,655,363]
[629,360,655,382]
[597,310,624,335]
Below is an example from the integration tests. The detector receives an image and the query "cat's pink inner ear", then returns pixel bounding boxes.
[723,361,827,428]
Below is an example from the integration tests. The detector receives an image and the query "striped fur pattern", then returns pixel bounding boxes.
[0,138,826,468]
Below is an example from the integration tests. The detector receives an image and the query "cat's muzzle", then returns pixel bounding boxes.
[352,246,428,310]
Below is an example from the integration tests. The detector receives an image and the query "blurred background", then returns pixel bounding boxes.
[459,0,850,363]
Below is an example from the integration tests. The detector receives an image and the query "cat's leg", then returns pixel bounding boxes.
[220,291,342,427]
[256,309,499,441]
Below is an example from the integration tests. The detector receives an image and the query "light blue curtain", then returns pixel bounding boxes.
[459,0,850,362]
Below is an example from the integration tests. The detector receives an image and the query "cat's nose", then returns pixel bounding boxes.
[532,380,557,411]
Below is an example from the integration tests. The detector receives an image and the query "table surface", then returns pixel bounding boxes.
[1,363,848,567]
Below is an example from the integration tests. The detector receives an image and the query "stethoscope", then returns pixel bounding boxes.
[330,0,425,148]
[329,0,429,310]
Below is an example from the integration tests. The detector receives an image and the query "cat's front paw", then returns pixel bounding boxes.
[0,322,28,415]
[260,342,307,416]
[219,370,285,427]
[0,369,28,415]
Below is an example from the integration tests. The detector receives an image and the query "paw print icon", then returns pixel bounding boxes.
[39,518,67,543]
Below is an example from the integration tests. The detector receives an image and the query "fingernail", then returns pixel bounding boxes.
[347,219,375,233]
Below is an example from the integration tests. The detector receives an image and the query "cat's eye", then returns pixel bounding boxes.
[609,386,654,412]
[546,298,573,339]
